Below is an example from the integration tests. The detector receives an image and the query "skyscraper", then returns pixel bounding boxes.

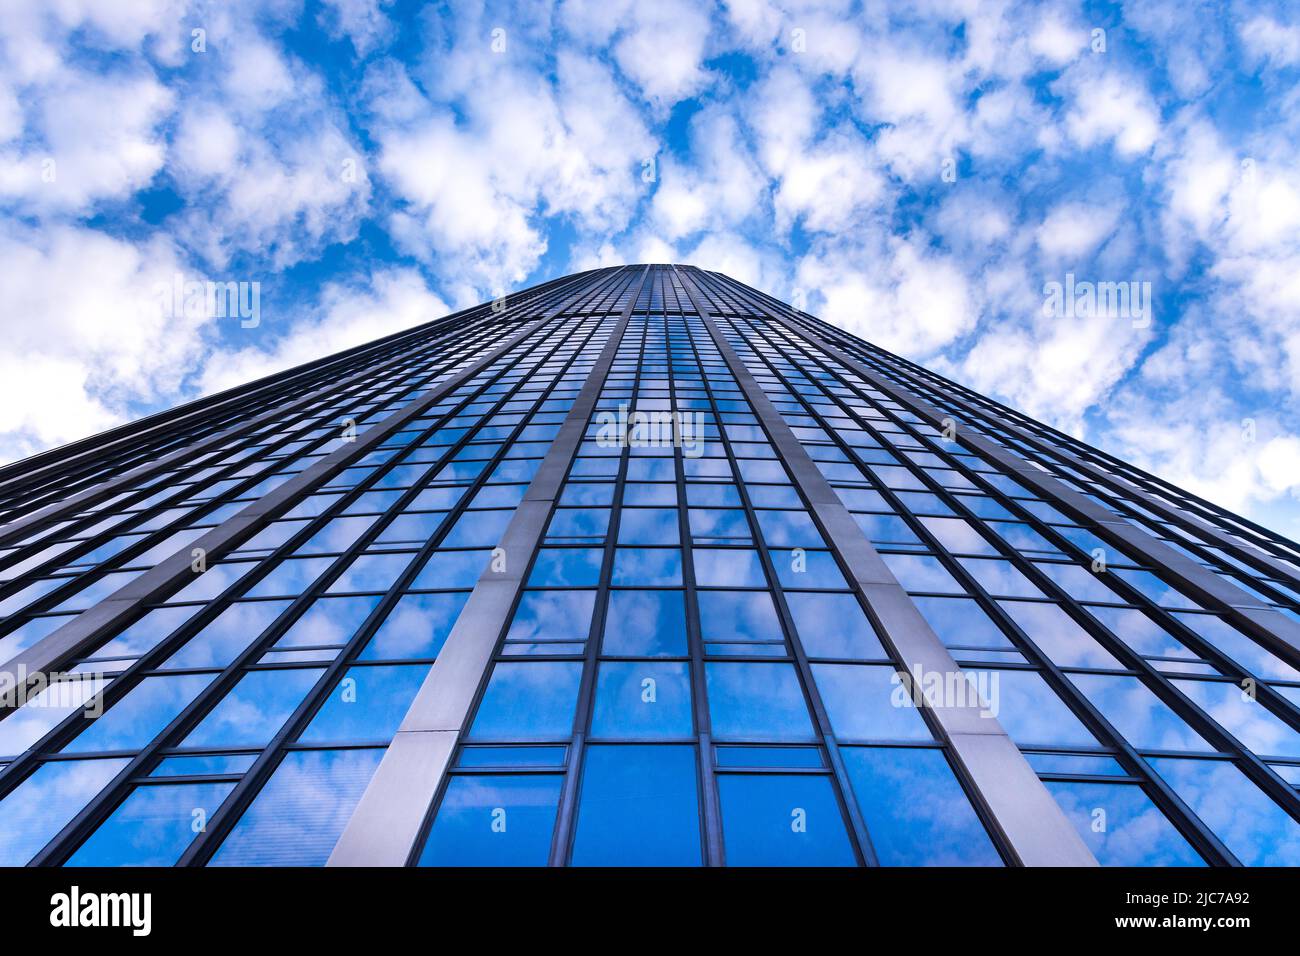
[1,263,1299,868]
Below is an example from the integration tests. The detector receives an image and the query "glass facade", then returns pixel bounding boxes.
[1,264,1299,867]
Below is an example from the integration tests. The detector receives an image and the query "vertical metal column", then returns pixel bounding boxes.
[327,266,650,866]
[675,267,1097,867]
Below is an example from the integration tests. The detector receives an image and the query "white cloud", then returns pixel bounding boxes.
[1055,61,1161,156]
[198,268,450,394]
[1036,200,1122,259]
[0,224,214,462]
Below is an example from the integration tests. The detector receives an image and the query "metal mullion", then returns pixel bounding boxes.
[26,300,614,867]
[677,266,1096,867]
[327,267,649,866]
[678,306,870,866]
[546,316,644,867]
[668,309,726,868]
[0,276,610,723]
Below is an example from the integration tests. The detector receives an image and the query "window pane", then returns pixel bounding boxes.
[601,590,687,656]
[571,745,701,866]
[705,662,815,741]
[210,748,383,866]
[68,781,236,866]
[811,664,933,742]
[0,758,128,865]
[360,592,467,660]
[1044,780,1204,866]
[1150,757,1300,865]
[590,662,693,739]
[181,668,323,749]
[718,774,855,865]
[841,747,1001,865]
[469,662,582,740]
[64,674,216,754]
[298,664,429,743]
[786,592,886,659]
[418,774,562,866]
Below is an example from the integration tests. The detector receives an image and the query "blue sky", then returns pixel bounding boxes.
[3,0,1300,537]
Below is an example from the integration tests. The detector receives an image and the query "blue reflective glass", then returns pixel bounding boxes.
[697,590,784,645]
[456,746,566,768]
[68,781,235,865]
[410,550,490,589]
[617,508,680,545]
[160,600,291,669]
[1172,612,1300,682]
[705,662,815,741]
[64,673,216,754]
[601,590,687,656]
[715,746,824,768]
[910,596,1014,649]
[86,606,200,660]
[210,748,383,865]
[987,669,1098,748]
[528,548,603,586]
[997,600,1121,669]
[878,553,964,594]
[545,508,610,540]
[718,774,855,865]
[686,484,741,507]
[181,668,323,749]
[327,552,416,594]
[772,549,848,590]
[571,745,701,866]
[1044,780,1204,866]
[811,664,933,742]
[0,757,129,865]
[692,548,766,587]
[469,661,582,740]
[841,747,1001,865]
[298,664,429,743]
[687,508,751,543]
[622,483,676,506]
[590,662,693,739]
[1067,673,1210,752]
[1083,605,1194,660]
[278,595,383,648]
[501,589,594,646]
[854,515,923,548]
[244,557,332,597]
[1148,757,1300,865]
[1171,678,1300,758]
[419,774,562,866]
[610,548,682,585]
[360,591,467,659]
[441,509,513,548]
[786,592,886,659]
[957,559,1044,599]
[151,753,257,776]
[754,510,825,548]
